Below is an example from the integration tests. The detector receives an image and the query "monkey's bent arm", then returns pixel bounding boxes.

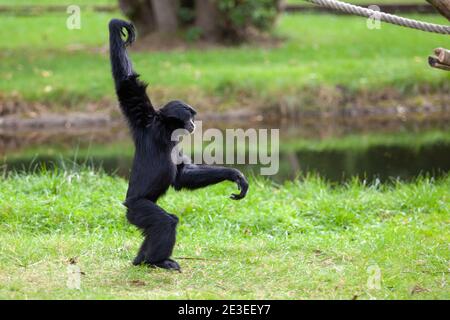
[173,164,248,200]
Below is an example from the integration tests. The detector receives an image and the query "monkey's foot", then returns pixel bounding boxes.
[150,259,181,271]
[132,253,145,266]
[132,256,180,271]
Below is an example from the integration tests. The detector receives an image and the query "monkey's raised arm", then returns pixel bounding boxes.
[109,19,136,87]
[109,19,155,130]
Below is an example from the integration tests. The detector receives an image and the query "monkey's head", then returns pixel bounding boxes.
[158,100,197,134]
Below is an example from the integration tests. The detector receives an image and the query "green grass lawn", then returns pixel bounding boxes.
[0,11,448,111]
[0,169,448,299]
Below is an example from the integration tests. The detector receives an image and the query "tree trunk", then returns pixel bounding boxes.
[426,0,450,21]
[150,0,179,33]
[276,0,286,11]
[118,0,156,35]
[195,0,221,40]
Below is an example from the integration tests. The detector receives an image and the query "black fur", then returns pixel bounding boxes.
[109,19,248,271]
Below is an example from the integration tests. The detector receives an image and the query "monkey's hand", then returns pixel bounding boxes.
[230,170,248,200]
[109,18,136,46]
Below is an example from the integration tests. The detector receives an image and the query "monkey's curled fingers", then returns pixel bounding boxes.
[230,172,248,200]
[121,23,136,46]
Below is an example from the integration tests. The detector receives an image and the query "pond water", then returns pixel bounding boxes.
[1,117,450,183]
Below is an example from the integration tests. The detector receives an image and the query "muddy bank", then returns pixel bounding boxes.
[1,83,449,150]
[1,105,449,155]
[1,107,449,131]
[0,108,260,131]
[1,82,448,120]
[0,113,113,131]
[0,99,449,132]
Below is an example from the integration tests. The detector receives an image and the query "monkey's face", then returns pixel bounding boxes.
[184,117,196,133]
[159,100,197,134]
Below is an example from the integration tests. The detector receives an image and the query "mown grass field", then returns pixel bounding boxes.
[0,169,448,299]
[0,9,448,111]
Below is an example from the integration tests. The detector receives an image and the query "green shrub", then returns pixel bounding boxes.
[216,0,281,41]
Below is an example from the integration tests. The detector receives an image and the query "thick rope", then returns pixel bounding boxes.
[304,0,450,35]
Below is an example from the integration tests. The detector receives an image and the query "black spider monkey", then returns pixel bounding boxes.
[109,19,248,271]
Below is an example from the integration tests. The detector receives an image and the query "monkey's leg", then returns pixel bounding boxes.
[125,198,180,271]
